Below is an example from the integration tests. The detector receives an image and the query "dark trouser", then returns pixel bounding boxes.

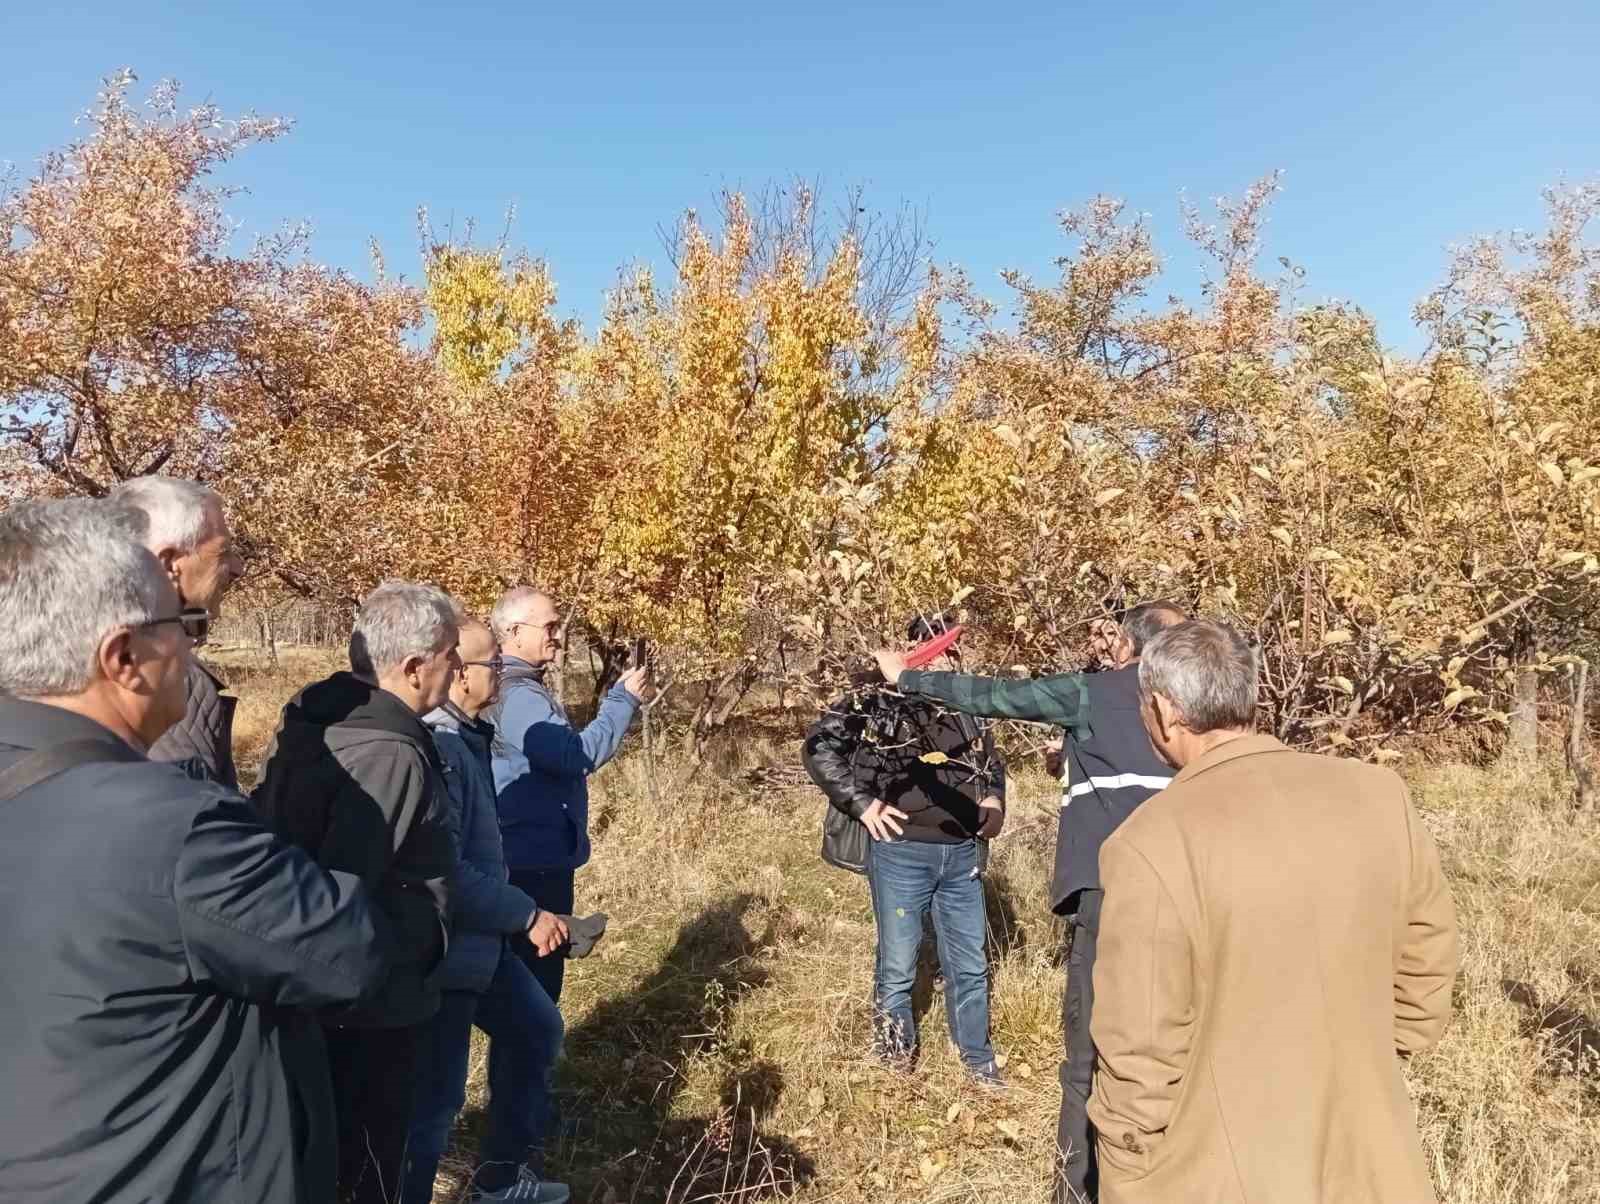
[864,837,996,1074]
[1057,888,1102,1204]
[324,1023,423,1204]
[403,953,565,1203]
[509,866,575,1005]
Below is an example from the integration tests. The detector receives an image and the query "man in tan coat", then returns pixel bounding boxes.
[1088,620,1458,1204]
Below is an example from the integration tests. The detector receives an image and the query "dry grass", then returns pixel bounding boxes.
[219,654,1600,1203]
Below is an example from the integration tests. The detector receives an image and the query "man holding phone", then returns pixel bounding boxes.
[487,587,647,1005]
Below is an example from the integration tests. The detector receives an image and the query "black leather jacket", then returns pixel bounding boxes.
[802,686,1005,843]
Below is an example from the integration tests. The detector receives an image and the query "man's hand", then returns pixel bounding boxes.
[1043,737,1064,779]
[617,665,650,702]
[527,910,569,958]
[873,649,908,685]
[859,798,908,842]
[977,797,1004,840]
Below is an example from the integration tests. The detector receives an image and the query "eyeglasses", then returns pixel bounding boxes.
[464,657,505,676]
[510,620,561,637]
[141,607,210,644]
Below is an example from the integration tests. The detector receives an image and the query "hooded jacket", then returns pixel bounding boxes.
[0,696,389,1204]
[424,704,539,993]
[253,671,454,1027]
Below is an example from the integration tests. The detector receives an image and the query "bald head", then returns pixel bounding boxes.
[450,617,502,717]
[491,586,563,667]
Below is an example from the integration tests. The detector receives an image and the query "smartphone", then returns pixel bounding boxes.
[631,637,649,671]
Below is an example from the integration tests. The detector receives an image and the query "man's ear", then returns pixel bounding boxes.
[401,652,427,686]
[1150,691,1181,743]
[154,545,183,581]
[97,628,143,691]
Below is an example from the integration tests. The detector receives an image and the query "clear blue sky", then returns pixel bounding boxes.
[4,1,1597,352]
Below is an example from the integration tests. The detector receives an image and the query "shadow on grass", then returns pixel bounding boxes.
[464,893,815,1202]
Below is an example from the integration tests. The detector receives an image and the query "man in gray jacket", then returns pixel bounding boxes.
[405,615,569,1204]
[254,580,459,1204]
[112,475,245,786]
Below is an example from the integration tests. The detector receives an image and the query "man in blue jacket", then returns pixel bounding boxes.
[488,587,646,1003]
[406,615,568,1204]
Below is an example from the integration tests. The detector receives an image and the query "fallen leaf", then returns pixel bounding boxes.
[945,1101,963,1124]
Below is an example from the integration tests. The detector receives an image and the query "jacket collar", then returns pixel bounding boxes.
[1170,732,1287,787]
[501,655,548,683]
[0,694,142,754]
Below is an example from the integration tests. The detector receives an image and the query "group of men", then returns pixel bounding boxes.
[0,480,645,1204]
[0,473,1463,1204]
[805,605,1460,1203]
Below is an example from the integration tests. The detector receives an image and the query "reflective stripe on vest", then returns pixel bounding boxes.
[1060,771,1173,807]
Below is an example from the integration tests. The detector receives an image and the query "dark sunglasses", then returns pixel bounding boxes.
[141,607,210,643]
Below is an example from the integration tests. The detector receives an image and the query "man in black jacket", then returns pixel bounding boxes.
[0,499,390,1204]
[876,601,1184,1203]
[254,579,460,1204]
[804,615,1007,1085]
[111,475,246,787]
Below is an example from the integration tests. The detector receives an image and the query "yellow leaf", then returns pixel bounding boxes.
[1249,464,1273,482]
[1093,487,1126,507]
[806,1085,825,1110]
[1556,551,1588,566]
[1442,687,1479,711]
[918,750,950,765]
[1540,461,1565,488]
[1321,629,1353,646]
[1270,527,1294,549]
[950,585,975,606]
[945,1101,963,1124]
[996,1119,1022,1143]
[919,1156,943,1184]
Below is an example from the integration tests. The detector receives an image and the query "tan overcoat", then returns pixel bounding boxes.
[1088,735,1458,1204]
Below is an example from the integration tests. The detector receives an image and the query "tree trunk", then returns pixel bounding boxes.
[1567,661,1595,815]
[1508,624,1539,760]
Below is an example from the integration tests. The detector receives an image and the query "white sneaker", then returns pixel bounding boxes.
[470,1166,571,1203]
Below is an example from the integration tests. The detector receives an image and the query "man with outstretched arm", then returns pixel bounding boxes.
[874,601,1184,1204]
[488,586,646,1005]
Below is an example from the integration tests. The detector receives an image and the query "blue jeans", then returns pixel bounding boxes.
[865,837,996,1074]
[403,951,564,1202]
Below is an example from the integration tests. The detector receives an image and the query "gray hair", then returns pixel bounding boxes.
[1120,600,1186,654]
[109,476,222,553]
[0,499,169,696]
[489,585,543,641]
[350,580,458,678]
[1138,620,1258,733]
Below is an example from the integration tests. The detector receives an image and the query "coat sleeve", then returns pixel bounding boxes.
[802,699,876,818]
[1393,783,1459,1055]
[175,790,390,1007]
[502,682,636,780]
[320,744,451,972]
[436,740,539,935]
[899,669,1091,733]
[1087,833,1196,1179]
